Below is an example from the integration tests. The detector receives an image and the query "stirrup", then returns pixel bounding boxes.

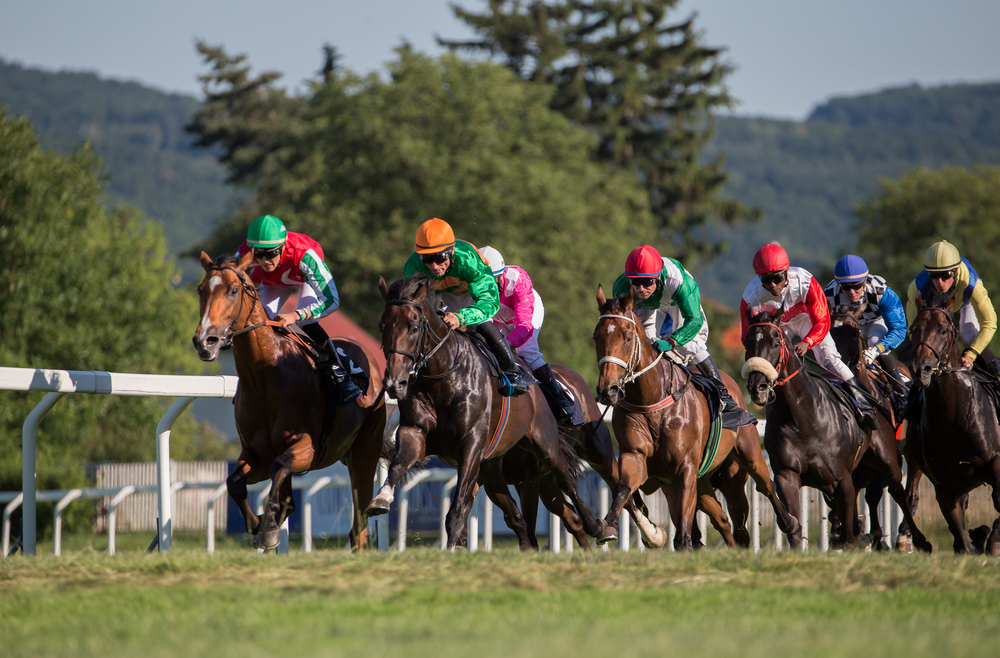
[499,372,529,397]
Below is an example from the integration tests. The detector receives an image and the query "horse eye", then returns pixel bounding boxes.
[409,323,419,333]
[229,286,239,296]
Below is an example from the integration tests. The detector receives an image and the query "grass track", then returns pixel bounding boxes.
[3,536,1000,658]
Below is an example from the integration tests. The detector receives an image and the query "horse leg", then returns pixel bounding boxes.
[831,476,860,549]
[260,443,311,551]
[696,477,735,548]
[537,475,591,550]
[664,467,698,551]
[344,411,386,552]
[480,460,534,550]
[366,425,426,516]
[864,437,935,554]
[444,441,484,550]
[773,470,803,549]
[733,432,799,536]
[896,465,923,552]
[862,477,887,551]
[515,481,541,549]
[937,488,977,553]
[530,431,603,539]
[226,453,269,543]
[598,451,647,545]
[986,459,1000,557]
[710,460,750,548]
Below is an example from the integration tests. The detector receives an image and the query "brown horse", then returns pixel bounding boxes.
[502,363,669,549]
[192,252,389,551]
[593,286,798,550]
[744,305,933,552]
[904,292,1000,554]
[366,274,604,550]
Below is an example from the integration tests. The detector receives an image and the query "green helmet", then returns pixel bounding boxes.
[247,214,287,249]
[924,240,961,273]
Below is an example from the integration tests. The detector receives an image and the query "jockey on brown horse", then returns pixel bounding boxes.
[235,214,361,403]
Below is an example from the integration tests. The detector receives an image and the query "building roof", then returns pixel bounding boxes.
[318,311,386,374]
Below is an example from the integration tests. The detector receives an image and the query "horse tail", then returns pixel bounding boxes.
[556,430,585,482]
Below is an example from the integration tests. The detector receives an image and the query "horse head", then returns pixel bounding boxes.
[829,308,864,371]
[193,250,259,361]
[593,284,650,406]
[910,289,961,388]
[741,306,795,406]
[378,273,449,400]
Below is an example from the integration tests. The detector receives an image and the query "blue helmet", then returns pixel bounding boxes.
[834,255,869,284]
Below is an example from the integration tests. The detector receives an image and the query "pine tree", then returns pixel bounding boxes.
[440,0,759,262]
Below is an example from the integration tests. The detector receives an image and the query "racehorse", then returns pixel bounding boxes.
[593,286,799,550]
[502,363,669,549]
[192,252,389,551]
[367,274,604,550]
[903,290,1000,554]
[743,305,933,552]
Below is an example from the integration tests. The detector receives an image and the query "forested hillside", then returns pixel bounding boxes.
[3,56,999,306]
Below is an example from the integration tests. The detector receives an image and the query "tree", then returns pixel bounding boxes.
[439,0,759,263]
[188,46,656,379]
[0,112,231,500]
[855,165,1000,355]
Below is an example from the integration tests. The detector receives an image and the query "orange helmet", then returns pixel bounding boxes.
[415,218,456,254]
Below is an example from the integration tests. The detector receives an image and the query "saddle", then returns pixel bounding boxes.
[686,369,756,431]
[281,324,376,407]
[462,330,538,395]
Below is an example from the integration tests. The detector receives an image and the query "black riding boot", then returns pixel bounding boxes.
[877,353,908,419]
[696,356,739,412]
[302,323,363,404]
[846,376,880,431]
[533,364,576,424]
[476,322,529,396]
[975,347,1000,380]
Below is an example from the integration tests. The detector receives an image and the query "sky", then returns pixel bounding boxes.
[1,0,999,119]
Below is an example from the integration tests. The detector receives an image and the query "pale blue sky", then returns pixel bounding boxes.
[2,0,998,119]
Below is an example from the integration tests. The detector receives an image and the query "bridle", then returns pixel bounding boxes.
[911,306,963,379]
[597,312,683,412]
[202,265,277,350]
[745,319,801,402]
[382,298,457,380]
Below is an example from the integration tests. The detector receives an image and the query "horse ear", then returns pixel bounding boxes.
[378,276,390,301]
[596,284,607,309]
[622,287,634,311]
[915,294,924,312]
[236,250,254,271]
[200,251,213,271]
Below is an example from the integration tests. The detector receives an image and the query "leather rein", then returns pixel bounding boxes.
[911,306,966,379]
[383,298,459,380]
[598,312,686,413]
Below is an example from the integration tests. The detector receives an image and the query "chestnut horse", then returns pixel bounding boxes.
[593,286,798,550]
[366,274,604,550]
[743,305,933,552]
[904,292,1000,554]
[192,252,389,551]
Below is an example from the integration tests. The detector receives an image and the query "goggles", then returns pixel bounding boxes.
[421,250,452,266]
[253,245,283,261]
[759,270,787,286]
[840,279,866,291]
[929,269,957,281]
[629,277,658,288]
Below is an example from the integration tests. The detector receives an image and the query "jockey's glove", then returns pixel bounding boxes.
[652,339,674,354]
[863,345,883,364]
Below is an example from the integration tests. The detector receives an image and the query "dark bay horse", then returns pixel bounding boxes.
[743,306,933,552]
[594,286,799,550]
[904,293,1000,554]
[192,252,389,551]
[366,274,604,550]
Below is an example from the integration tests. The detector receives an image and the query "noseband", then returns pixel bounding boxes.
[203,265,272,349]
[912,307,963,379]
[597,313,665,386]
[383,298,456,380]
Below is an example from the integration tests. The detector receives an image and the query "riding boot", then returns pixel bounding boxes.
[846,376,880,431]
[696,356,739,412]
[476,322,529,396]
[302,322,362,404]
[977,347,1000,381]
[532,364,576,425]
[877,353,908,419]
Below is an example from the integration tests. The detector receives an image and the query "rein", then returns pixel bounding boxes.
[597,312,679,412]
[746,321,801,400]
[383,298,458,380]
[911,307,965,380]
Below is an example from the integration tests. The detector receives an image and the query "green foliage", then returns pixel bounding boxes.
[854,165,1000,355]
[441,0,759,262]
[189,46,656,380]
[0,113,232,494]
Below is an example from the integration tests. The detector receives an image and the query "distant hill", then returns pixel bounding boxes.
[3,58,999,303]
[0,59,240,275]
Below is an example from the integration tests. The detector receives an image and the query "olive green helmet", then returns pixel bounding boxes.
[924,240,961,273]
[247,214,287,249]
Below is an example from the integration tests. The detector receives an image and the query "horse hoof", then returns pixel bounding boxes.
[595,526,618,546]
[895,535,914,554]
[365,503,389,517]
[783,516,801,537]
[260,530,280,551]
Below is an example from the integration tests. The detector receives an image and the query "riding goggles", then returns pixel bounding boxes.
[840,279,866,291]
[759,270,787,286]
[929,269,957,281]
[421,250,452,266]
[629,277,658,288]
[253,245,283,260]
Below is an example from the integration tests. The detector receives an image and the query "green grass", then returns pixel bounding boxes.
[3,536,1000,658]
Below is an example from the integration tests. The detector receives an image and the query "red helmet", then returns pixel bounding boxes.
[752,244,790,275]
[625,245,663,278]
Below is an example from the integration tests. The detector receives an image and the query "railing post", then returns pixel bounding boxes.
[599,484,610,553]
[54,489,83,557]
[22,392,66,556]
[820,497,830,552]
[483,495,493,552]
[206,483,227,554]
[799,488,810,552]
[302,477,331,554]
[156,397,194,553]
[107,485,136,556]
[3,494,24,558]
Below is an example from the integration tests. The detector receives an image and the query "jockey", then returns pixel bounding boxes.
[612,244,739,412]
[740,244,879,431]
[824,254,909,395]
[402,218,529,396]
[479,246,576,423]
[906,240,1000,378]
[235,214,361,402]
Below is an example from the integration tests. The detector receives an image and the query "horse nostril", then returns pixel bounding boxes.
[205,336,219,346]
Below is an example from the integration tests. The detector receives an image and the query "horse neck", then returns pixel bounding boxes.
[623,336,673,404]
[230,293,288,378]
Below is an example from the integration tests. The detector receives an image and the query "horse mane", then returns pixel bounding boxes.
[922,286,953,311]
[387,273,432,302]
[214,254,238,267]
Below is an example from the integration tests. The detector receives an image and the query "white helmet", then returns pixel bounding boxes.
[480,246,506,277]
